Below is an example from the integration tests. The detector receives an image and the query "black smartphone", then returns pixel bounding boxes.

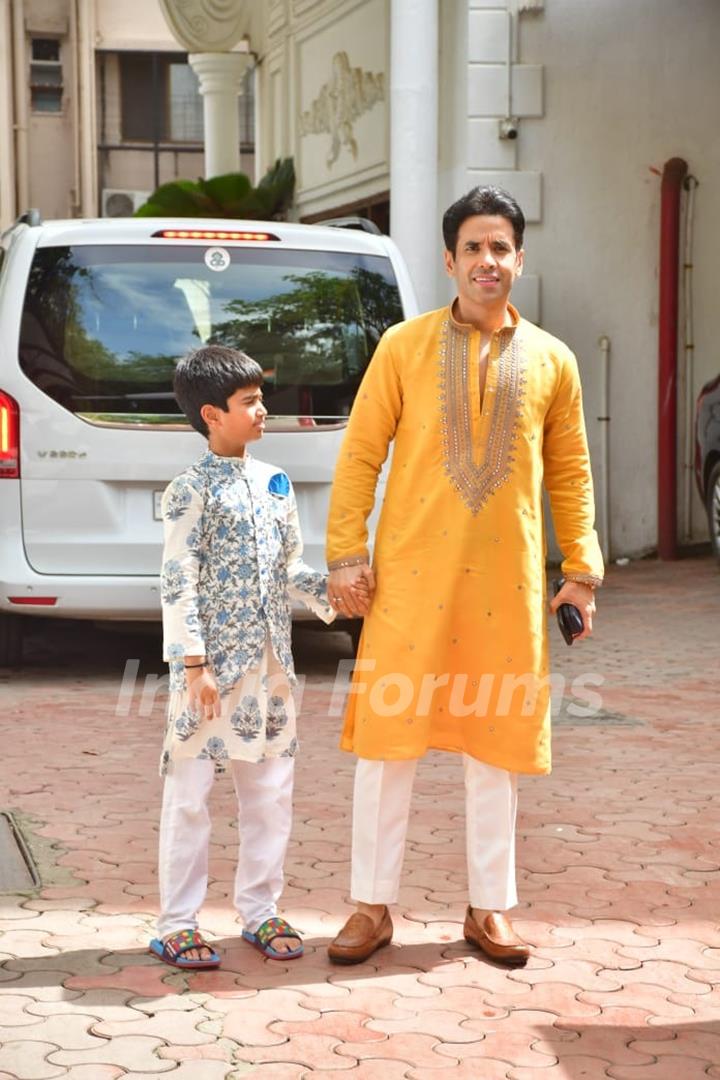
[552,578,585,646]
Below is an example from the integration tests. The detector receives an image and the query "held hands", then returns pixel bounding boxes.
[548,580,596,640]
[328,564,376,617]
[186,665,221,720]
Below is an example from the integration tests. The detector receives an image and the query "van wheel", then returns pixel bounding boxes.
[706,461,720,567]
[0,613,23,667]
[347,618,363,654]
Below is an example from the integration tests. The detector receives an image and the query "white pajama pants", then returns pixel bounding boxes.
[351,755,518,910]
[157,756,294,940]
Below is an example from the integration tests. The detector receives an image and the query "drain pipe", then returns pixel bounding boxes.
[11,0,29,212]
[657,157,688,560]
[597,335,611,563]
[681,174,699,542]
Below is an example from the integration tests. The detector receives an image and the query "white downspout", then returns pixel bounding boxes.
[598,334,611,563]
[11,0,29,213]
[390,0,439,312]
[69,0,82,215]
[506,10,513,120]
[76,0,98,217]
[0,0,17,227]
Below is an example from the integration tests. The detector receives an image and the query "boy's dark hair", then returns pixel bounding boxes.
[442,186,525,255]
[173,345,264,437]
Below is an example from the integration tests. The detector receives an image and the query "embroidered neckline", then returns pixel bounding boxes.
[447,300,521,335]
[438,315,526,514]
[200,449,249,471]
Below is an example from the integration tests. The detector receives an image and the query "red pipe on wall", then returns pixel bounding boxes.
[657,157,687,560]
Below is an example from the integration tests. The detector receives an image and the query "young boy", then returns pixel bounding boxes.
[150,345,368,969]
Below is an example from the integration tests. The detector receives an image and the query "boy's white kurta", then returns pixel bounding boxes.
[160,449,333,774]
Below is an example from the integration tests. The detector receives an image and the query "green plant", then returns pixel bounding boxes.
[134,158,295,220]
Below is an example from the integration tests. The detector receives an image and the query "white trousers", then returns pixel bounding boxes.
[351,755,518,910]
[157,756,294,940]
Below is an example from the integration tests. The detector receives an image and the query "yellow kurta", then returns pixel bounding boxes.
[326,304,604,775]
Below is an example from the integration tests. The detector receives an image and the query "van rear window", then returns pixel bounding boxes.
[19,244,404,426]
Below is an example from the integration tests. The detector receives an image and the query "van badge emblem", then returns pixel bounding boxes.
[205,247,230,272]
[38,450,87,459]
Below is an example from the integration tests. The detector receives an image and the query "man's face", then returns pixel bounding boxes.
[444,214,523,311]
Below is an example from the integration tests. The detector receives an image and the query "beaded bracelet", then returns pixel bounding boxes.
[327,555,368,571]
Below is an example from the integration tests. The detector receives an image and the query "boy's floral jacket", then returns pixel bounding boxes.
[161,449,334,692]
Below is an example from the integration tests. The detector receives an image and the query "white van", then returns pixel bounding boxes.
[0,214,418,664]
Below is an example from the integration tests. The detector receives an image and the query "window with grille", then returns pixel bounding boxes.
[30,38,63,113]
[120,52,254,146]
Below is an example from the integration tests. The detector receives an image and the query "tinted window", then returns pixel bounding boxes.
[19,244,404,425]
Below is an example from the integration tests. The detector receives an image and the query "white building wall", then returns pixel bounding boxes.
[95,0,179,51]
[439,0,718,557]
[258,0,390,220]
[519,0,719,555]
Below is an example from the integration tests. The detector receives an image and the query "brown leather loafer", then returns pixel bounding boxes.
[463,907,530,965]
[328,907,393,964]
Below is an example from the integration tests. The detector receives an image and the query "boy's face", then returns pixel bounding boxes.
[201,384,267,456]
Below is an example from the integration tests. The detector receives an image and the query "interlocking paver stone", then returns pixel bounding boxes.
[0,1041,66,1079]
[509,1056,612,1079]
[51,1068,123,1080]
[336,1031,459,1067]
[47,1034,174,1072]
[311,1063,412,1080]
[233,1033,356,1070]
[411,1063,510,1080]
[608,1061,715,1080]
[1,555,719,1077]
[0,994,47,1027]
[92,1008,218,1044]
[128,1066,234,1080]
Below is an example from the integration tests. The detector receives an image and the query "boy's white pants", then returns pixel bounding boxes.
[157,756,294,940]
[351,755,518,910]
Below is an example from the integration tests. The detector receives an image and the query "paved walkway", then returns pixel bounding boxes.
[0,554,718,1079]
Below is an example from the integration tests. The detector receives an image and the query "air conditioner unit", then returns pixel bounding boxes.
[101,189,151,217]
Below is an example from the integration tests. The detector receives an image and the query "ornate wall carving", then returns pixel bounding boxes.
[298,51,384,167]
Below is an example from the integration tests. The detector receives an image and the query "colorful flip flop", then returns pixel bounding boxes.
[242,916,304,960]
[149,928,221,969]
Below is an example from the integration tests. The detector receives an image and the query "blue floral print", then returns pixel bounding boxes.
[175,707,202,741]
[161,560,188,606]
[159,450,334,776]
[199,737,229,762]
[266,696,289,740]
[230,696,263,742]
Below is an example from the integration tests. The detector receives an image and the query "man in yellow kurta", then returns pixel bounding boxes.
[325,186,604,966]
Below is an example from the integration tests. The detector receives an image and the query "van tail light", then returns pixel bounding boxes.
[0,391,19,478]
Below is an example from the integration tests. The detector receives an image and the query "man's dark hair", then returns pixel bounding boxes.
[442,186,525,255]
[173,345,264,437]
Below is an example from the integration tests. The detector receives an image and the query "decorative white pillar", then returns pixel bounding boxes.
[159,2,252,181]
[189,53,251,178]
[390,0,439,313]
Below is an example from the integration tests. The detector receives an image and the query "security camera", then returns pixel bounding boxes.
[499,117,519,140]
